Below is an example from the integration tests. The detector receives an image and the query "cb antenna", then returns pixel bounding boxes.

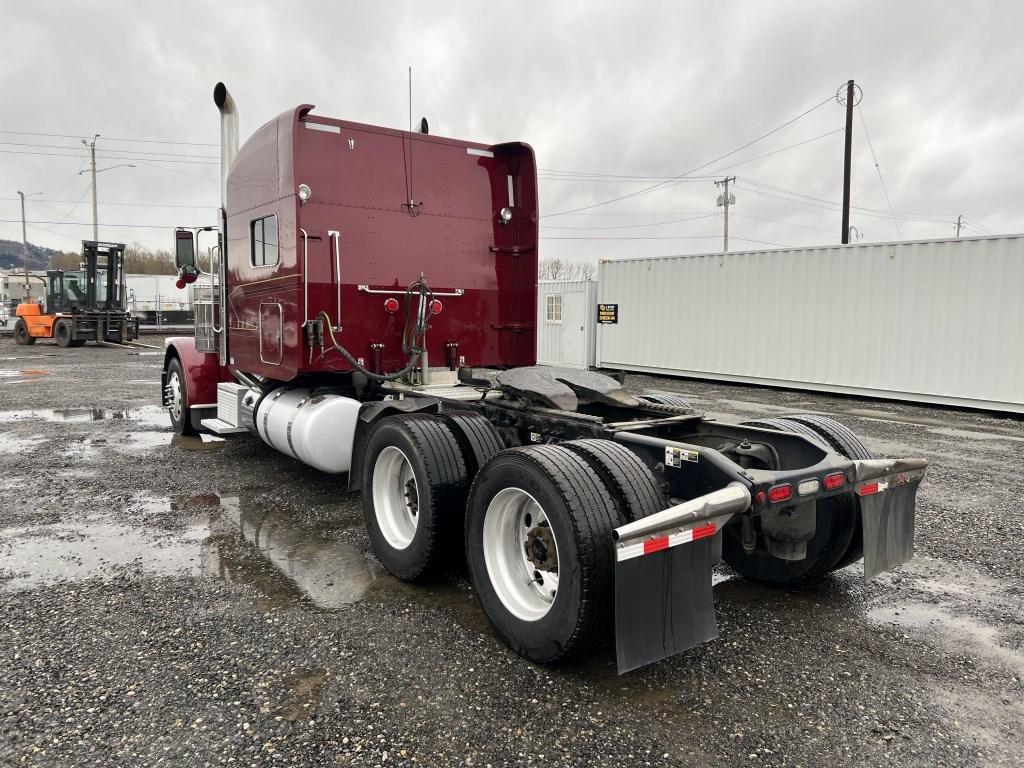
[403,66,422,216]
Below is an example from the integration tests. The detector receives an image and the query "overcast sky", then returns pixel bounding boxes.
[2,1,1022,262]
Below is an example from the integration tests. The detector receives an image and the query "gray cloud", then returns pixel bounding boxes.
[2,0,1020,259]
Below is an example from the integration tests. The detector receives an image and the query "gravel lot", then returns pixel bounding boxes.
[1,336,1021,767]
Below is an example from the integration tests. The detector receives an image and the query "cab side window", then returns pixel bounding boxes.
[251,215,279,267]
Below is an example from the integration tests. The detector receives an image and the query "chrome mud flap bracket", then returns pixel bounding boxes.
[611,484,751,673]
[852,458,929,581]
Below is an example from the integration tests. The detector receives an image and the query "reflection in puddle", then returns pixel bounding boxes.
[213,497,382,609]
[0,435,44,454]
[0,404,168,426]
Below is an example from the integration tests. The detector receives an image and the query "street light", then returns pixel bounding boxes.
[16,190,42,299]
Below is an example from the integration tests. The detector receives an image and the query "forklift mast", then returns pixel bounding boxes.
[81,241,128,311]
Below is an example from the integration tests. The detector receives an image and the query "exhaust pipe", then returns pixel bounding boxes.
[213,82,239,210]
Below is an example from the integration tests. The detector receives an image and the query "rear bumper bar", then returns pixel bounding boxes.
[611,457,928,673]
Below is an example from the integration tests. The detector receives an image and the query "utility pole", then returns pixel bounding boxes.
[955,214,964,239]
[840,79,855,244]
[83,134,99,242]
[715,176,736,253]
[17,191,29,300]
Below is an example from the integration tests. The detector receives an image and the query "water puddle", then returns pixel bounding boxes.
[0,491,486,634]
[869,602,1024,678]
[0,515,210,590]
[0,404,168,426]
[0,435,44,454]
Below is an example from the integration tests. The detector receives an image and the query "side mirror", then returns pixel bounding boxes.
[175,229,196,269]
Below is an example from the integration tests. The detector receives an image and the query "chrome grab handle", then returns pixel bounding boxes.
[300,228,309,325]
[329,230,341,330]
[357,284,464,297]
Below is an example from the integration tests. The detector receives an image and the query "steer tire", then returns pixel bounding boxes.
[438,410,504,477]
[782,414,873,571]
[721,417,859,587]
[13,319,35,346]
[563,439,665,523]
[362,415,470,582]
[165,357,197,436]
[465,445,624,664]
[54,319,73,348]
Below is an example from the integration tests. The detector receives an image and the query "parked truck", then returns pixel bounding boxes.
[163,83,927,672]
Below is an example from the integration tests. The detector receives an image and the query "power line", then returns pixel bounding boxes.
[0,148,217,164]
[0,128,217,147]
[540,234,789,246]
[1,197,215,209]
[729,212,836,234]
[543,93,835,217]
[541,213,717,230]
[702,128,844,175]
[0,140,218,160]
[0,219,206,229]
[856,105,901,237]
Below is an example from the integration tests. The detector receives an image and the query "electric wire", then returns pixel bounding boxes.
[856,105,901,237]
[0,128,217,146]
[543,94,834,217]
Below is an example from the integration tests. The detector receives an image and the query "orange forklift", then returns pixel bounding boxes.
[14,240,139,347]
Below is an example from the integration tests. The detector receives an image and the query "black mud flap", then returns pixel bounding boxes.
[858,473,923,580]
[614,535,718,673]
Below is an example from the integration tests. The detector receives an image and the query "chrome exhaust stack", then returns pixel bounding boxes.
[213,82,239,210]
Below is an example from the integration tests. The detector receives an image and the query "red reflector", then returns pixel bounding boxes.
[755,491,767,505]
[383,297,400,314]
[175,279,186,290]
[857,482,880,497]
[429,299,443,315]
[643,536,669,555]
[824,473,846,490]
[767,484,793,503]
[691,523,717,541]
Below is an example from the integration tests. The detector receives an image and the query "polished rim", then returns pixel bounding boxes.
[166,370,183,423]
[372,446,420,550]
[482,487,560,622]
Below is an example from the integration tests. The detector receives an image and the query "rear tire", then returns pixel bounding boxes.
[361,415,470,581]
[13,319,35,346]
[466,445,623,664]
[722,417,858,587]
[54,319,73,348]
[165,357,197,436]
[563,439,665,522]
[781,414,873,571]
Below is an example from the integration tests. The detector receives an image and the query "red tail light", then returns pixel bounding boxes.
[767,484,793,503]
[823,473,846,490]
[857,482,881,497]
[383,297,400,314]
[175,279,186,290]
[429,299,443,315]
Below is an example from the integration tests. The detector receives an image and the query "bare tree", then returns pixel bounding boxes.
[539,257,596,281]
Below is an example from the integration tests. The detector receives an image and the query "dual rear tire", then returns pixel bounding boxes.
[361,418,664,663]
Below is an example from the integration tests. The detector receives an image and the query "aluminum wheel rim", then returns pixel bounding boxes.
[167,370,183,423]
[482,487,560,622]
[372,446,420,550]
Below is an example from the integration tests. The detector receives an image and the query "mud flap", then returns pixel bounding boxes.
[614,535,718,673]
[857,471,925,580]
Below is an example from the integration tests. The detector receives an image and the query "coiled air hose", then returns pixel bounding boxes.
[318,275,432,382]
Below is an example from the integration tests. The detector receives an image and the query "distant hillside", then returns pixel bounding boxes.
[0,239,60,271]
[0,239,176,275]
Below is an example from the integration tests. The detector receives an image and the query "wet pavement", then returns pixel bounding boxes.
[0,336,1022,767]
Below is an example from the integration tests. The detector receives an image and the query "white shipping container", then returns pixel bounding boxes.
[125,274,191,314]
[596,235,1024,413]
[537,279,597,369]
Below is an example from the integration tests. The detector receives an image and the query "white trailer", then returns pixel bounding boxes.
[597,234,1024,413]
